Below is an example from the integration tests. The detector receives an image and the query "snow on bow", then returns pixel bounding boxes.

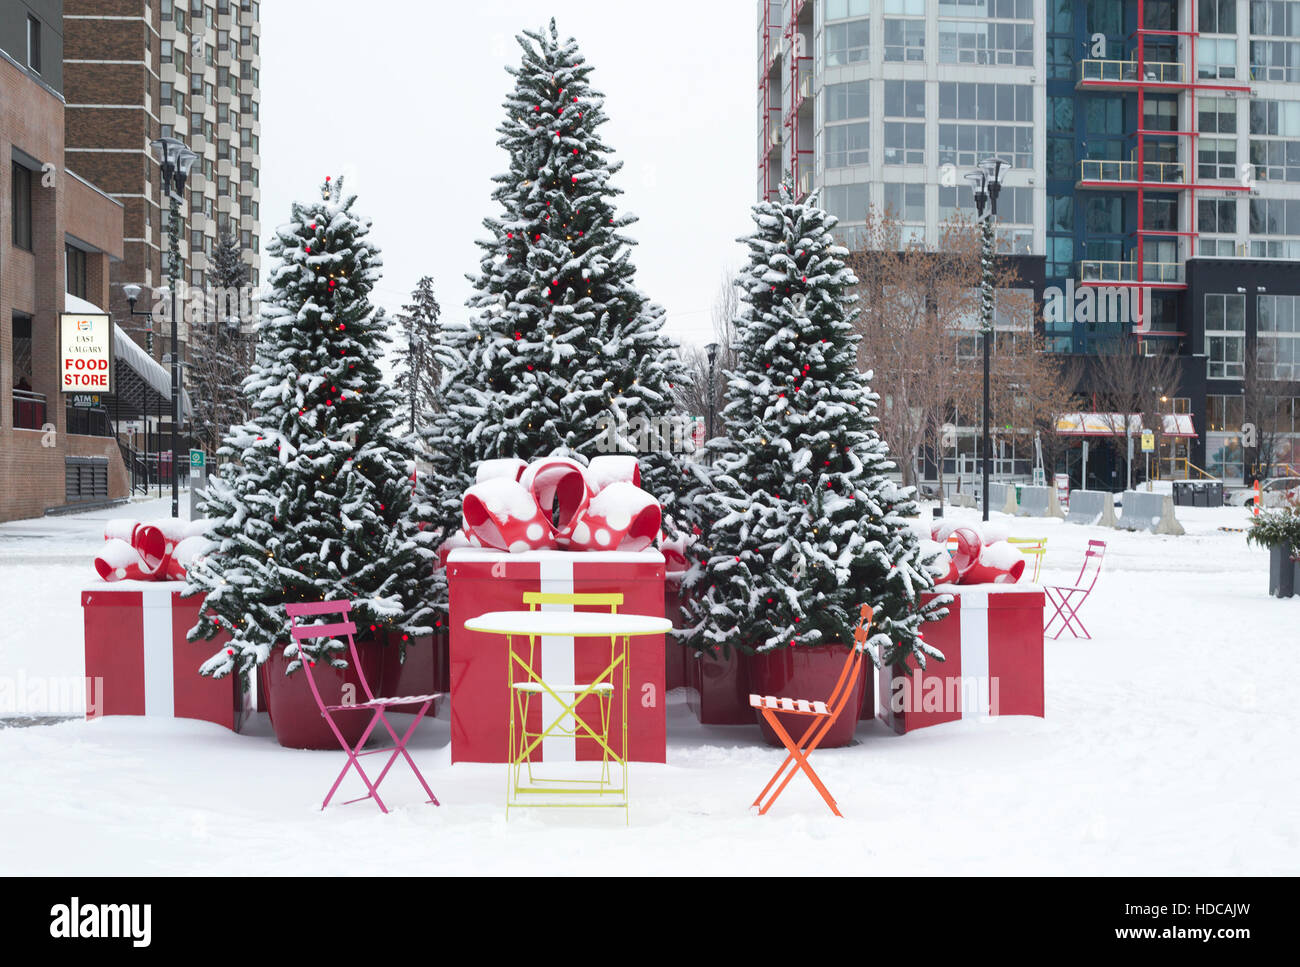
[455,455,669,558]
[94,518,214,582]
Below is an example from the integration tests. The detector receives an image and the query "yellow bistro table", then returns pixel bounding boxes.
[464,598,672,822]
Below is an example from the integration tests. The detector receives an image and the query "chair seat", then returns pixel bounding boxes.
[324,692,441,711]
[511,682,615,694]
[748,693,829,716]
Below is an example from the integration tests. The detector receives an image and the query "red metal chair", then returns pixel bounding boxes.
[1044,540,1107,640]
[286,600,441,813]
[748,603,874,817]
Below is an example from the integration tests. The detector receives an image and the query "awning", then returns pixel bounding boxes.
[1055,413,1196,439]
[65,293,192,420]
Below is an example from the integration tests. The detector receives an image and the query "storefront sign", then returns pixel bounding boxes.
[70,394,102,409]
[59,313,113,394]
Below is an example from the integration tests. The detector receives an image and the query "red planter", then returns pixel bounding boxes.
[746,644,868,748]
[665,579,688,692]
[685,646,754,725]
[378,632,445,714]
[259,638,383,750]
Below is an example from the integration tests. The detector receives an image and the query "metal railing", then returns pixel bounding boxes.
[1080,58,1185,84]
[12,390,46,430]
[1078,158,1186,185]
[1078,259,1185,284]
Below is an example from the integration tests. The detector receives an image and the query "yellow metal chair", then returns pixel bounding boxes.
[1007,537,1048,583]
[507,591,628,820]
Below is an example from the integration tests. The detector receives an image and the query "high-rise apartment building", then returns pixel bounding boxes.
[759,0,1300,485]
[63,0,261,368]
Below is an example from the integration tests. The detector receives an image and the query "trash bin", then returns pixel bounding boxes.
[1172,481,1192,506]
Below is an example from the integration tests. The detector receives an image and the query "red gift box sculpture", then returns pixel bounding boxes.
[446,456,668,763]
[879,521,1044,734]
[83,518,248,731]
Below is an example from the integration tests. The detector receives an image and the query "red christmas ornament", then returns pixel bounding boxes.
[370,624,377,631]
[226,648,234,655]
[508,232,514,239]
[402,634,409,641]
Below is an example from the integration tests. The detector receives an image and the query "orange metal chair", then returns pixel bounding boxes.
[748,604,874,817]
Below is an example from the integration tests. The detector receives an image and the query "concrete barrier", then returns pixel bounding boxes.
[987,483,1018,516]
[1015,485,1066,519]
[950,493,978,509]
[1065,490,1118,528]
[1119,490,1185,535]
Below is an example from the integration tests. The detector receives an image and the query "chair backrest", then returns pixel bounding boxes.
[1007,537,1048,582]
[824,604,874,719]
[1074,540,1107,592]
[285,599,376,709]
[523,591,623,613]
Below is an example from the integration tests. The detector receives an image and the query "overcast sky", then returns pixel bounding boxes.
[259,0,756,349]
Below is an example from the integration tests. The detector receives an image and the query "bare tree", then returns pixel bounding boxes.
[846,209,1077,503]
[1089,338,1182,487]
[675,269,740,448]
[1244,340,1300,480]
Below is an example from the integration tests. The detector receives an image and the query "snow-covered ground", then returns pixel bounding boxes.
[1,496,1295,875]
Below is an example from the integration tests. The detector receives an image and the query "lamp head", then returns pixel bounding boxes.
[980,157,1010,186]
[706,342,720,367]
[964,171,988,215]
[122,283,142,309]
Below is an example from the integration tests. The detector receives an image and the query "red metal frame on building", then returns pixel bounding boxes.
[757,1,783,203]
[1076,0,1255,323]
[785,0,813,202]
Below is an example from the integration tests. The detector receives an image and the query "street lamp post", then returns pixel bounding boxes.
[705,341,720,464]
[150,137,197,519]
[964,157,1009,522]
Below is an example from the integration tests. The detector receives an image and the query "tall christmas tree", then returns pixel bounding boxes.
[392,275,442,436]
[185,178,436,678]
[439,18,689,532]
[681,182,946,669]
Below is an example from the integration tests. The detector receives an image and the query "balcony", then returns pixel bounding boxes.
[12,390,46,430]
[1078,158,1186,187]
[1079,58,1185,88]
[1079,259,1185,286]
[792,63,813,110]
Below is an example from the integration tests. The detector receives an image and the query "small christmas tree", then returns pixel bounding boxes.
[392,275,442,437]
[185,178,436,678]
[682,181,946,669]
[441,18,689,527]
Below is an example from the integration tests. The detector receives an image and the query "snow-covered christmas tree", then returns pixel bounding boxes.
[681,181,946,669]
[433,18,689,543]
[185,177,436,679]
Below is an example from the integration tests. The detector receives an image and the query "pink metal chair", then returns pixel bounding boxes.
[286,600,441,813]
[1044,540,1107,640]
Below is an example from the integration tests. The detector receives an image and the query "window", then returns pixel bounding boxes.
[1250,40,1300,82]
[1047,37,1073,80]
[27,15,41,73]
[1251,1,1300,36]
[1249,99,1300,182]
[1049,96,1074,133]
[1199,198,1237,234]
[1205,294,1246,379]
[826,0,870,19]
[1144,198,1178,232]
[823,183,871,225]
[827,123,870,168]
[826,81,868,122]
[884,80,925,165]
[825,20,869,66]
[1144,98,1178,132]
[191,72,203,94]
[1206,395,1245,432]
[1201,0,1237,31]
[1199,97,1238,134]
[1198,138,1237,180]
[885,0,924,12]
[1048,195,1073,232]
[1197,37,1237,79]
[1046,236,1074,280]
[66,245,87,299]
[939,19,1033,67]
[883,183,925,222]
[940,184,1032,224]
[1085,196,1124,234]
[1250,198,1300,235]
[1258,295,1300,380]
[884,18,925,62]
[11,164,33,251]
[1047,138,1074,180]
